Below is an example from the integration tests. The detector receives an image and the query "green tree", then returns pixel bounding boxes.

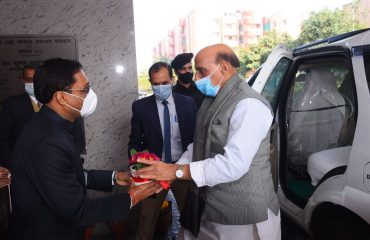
[239,31,293,77]
[238,6,366,78]
[153,55,172,64]
[298,7,364,44]
[137,70,151,92]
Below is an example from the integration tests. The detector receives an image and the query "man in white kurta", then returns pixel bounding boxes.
[137,44,281,240]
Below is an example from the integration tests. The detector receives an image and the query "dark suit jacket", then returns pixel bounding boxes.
[10,106,130,240]
[0,93,85,167]
[0,93,34,167]
[128,93,196,159]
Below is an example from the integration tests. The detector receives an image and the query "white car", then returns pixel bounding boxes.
[250,29,370,239]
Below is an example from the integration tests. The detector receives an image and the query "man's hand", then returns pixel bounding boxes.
[128,180,163,207]
[0,166,11,186]
[115,171,131,186]
[135,159,177,181]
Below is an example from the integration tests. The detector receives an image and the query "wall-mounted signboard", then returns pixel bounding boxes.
[0,35,78,105]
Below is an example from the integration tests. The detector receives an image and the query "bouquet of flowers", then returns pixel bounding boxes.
[129,149,170,189]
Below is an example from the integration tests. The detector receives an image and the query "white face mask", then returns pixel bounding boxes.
[63,89,98,117]
[25,83,34,97]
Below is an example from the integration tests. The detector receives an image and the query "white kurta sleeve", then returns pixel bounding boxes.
[176,143,194,164]
[189,98,273,187]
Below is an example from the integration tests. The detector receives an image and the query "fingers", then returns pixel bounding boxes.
[131,182,157,205]
[117,171,130,180]
[128,181,164,207]
[0,167,9,175]
[0,167,11,185]
[136,166,158,179]
[115,171,131,186]
[155,185,164,193]
[0,167,10,180]
[135,166,152,175]
[137,159,156,165]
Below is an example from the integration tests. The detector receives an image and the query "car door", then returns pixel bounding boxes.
[252,44,293,96]
[250,45,293,190]
[277,47,357,209]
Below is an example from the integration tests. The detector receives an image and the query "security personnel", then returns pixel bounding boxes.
[171,53,204,109]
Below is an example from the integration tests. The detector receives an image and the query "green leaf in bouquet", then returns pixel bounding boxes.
[130,148,137,157]
[132,163,148,170]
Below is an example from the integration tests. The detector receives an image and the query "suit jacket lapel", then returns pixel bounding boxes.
[23,93,35,117]
[147,95,163,140]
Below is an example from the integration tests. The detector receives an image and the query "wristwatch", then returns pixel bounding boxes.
[175,165,184,179]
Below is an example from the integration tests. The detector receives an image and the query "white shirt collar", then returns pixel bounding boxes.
[29,95,39,105]
[155,92,174,105]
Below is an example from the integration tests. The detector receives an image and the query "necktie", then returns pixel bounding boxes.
[162,100,172,163]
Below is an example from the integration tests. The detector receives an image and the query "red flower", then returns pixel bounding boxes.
[129,151,160,166]
[129,150,170,189]
[159,180,170,190]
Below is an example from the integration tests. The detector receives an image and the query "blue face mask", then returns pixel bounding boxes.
[195,65,224,97]
[152,84,172,101]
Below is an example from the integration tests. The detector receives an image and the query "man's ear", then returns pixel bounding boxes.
[220,61,231,75]
[55,91,67,106]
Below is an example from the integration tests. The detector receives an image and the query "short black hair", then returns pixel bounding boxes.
[216,52,240,68]
[148,62,173,81]
[34,58,83,104]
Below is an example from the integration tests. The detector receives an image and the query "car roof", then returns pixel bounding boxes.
[293,28,370,55]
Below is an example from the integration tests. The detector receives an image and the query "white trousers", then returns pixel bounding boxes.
[177,209,281,240]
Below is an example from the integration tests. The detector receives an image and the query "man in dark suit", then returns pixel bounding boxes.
[0,65,38,168]
[9,58,160,240]
[129,62,197,240]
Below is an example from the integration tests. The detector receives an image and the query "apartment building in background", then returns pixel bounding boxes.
[153,8,301,60]
[343,0,370,28]
[154,0,369,61]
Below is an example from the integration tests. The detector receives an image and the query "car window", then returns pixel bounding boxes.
[284,57,357,200]
[247,67,261,86]
[261,57,291,110]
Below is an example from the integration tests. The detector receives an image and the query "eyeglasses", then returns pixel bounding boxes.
[69,86,90,93]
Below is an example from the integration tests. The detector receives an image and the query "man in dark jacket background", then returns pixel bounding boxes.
[171,53,204,109]
[129,62,197,240]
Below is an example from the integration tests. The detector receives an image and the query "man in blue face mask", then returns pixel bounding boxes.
[135,44,281,240]
[129,62,197,240]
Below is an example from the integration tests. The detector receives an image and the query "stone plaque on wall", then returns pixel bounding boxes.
[0,35,78,104]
